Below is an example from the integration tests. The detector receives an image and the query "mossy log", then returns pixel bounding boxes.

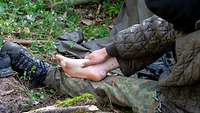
[25,105,99,113]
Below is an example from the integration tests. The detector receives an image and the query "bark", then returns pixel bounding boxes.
[4,39,48,46]
[25,105,99,113]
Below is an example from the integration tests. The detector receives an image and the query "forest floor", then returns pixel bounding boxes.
[0,0,132,113]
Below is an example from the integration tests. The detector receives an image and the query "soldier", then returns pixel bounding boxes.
[1,0,200,113]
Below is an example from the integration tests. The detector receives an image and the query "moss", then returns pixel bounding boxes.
[56,93,96,107]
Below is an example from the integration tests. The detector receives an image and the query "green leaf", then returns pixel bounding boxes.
[0,3,5,14]
[0,36,3,47]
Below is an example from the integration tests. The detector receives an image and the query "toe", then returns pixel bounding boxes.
[55,54,66,62]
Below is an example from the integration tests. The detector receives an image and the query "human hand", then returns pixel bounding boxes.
[84,48,110,66]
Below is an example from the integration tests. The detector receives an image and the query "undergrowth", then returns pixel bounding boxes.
[0,0,123,111]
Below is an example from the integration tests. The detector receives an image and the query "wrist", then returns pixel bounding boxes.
[102,48,110,59]
[105,44,118,57]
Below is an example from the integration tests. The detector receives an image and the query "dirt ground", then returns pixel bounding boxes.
[0,76,30,113]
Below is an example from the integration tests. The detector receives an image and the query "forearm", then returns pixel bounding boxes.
[106,15,176,59]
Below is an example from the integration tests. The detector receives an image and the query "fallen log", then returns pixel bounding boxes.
[25,105,99,113]
[4,39,48,46]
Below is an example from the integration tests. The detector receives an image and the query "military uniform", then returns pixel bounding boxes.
[1,0,200,113]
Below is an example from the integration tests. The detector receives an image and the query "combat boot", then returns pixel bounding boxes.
[0,52,16,78]
[1,42,52,85]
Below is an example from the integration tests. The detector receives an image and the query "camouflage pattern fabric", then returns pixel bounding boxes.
[109,15,175,60]
[45,15,180,113]
[159,30,200,113]
[110,15,177,76]
[160,30,200,86]
[45,67,159,113]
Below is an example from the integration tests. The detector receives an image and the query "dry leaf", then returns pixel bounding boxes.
[81,19,94,26]
[108,25,113,29]
[23,27,30,33]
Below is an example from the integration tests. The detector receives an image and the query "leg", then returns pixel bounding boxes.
[54,51,161,79]
[158,31,200,113]
[45,67,159,113]
[106,15,177,60]
[159,30,200,86]
[85,16,182,76]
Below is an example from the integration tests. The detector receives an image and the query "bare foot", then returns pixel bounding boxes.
[54,54,107,81]
[61,64,107,81]
[54,54,119,81]
[54,54,90,68]
[71,57,119,81]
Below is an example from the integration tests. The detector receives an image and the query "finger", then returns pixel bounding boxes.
[84,54,90,59]
[83,59,94,67]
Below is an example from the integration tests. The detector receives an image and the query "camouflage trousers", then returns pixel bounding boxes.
[45,67,159,113]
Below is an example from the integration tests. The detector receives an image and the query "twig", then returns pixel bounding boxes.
[96,4,102,15]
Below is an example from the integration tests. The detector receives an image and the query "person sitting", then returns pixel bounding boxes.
[1,0,200,112]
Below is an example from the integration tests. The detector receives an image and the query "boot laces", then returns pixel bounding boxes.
[13,49,50,82]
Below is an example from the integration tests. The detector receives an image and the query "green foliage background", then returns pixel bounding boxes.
[0,0,122,54]
[0,0,123,107]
